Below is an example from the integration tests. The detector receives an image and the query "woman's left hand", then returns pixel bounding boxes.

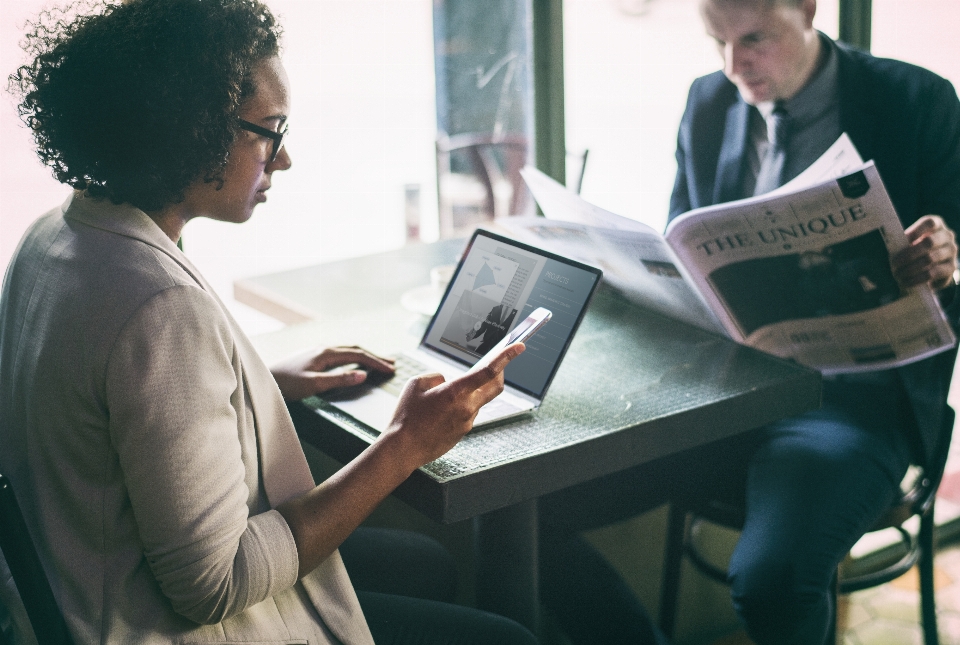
[892,215,959,291]
[271,346,395,401]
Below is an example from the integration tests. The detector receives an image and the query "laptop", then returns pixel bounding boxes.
[322,228,603,431]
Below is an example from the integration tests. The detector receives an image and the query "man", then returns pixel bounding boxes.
[467,304,517,354]
[670,0,960,642]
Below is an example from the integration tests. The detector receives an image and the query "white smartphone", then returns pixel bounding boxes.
[468,307,552,373]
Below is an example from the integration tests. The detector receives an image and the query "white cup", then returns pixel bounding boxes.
[430,264,456,292]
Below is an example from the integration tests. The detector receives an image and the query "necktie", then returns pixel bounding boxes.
[754,103,790,195]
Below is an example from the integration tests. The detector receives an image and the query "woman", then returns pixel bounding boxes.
[0,1,534,643]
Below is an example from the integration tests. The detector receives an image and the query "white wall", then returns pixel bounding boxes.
[872,0,960,83]
[0,1,74,273]
[178,0,440,333]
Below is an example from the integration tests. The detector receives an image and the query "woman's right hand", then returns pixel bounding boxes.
[278,342,525,578]
[382,343,526,470]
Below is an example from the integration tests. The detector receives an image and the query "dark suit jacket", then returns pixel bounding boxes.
[471,304,517,354]
[668,40,960,468]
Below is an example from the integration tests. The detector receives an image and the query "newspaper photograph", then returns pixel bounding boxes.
[666,162,955,373]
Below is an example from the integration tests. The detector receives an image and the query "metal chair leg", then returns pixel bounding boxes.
[826,569,839,645]
[918,508,940,645]
[658,503,687,639]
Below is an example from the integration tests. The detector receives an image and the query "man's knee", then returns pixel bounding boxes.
[729,552,830,643]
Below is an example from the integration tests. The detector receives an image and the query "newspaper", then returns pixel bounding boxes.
[501,135,956,374]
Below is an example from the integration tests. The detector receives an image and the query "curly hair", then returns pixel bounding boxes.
[9,0,282,211]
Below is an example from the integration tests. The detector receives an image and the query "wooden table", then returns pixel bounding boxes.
[240,238,822,634]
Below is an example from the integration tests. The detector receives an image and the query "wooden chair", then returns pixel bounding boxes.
[0,472,73,644]
[435,133,592,238]
[657,411,954,645]
[436,132,530,238]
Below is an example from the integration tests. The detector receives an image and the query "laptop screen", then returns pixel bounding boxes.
[421,229,603,399]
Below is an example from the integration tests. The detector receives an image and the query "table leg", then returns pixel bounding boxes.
[473,498,540,635]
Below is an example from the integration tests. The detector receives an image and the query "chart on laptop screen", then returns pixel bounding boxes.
[423,231,601,398]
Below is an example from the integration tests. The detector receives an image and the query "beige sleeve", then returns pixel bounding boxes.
[104,284,299,624]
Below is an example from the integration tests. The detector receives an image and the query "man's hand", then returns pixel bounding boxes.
[382,343,526,471]
[271,346,395,401]
[892,215,959,291]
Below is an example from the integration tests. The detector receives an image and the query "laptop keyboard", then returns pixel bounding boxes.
[370,353,525,423]
[371,354,431,397]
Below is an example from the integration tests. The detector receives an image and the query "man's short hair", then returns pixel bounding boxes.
[705,0,804,8]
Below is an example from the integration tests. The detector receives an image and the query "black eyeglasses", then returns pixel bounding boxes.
[237,118,289,162]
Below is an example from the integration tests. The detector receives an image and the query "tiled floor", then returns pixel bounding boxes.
[708,542,960,644]
[839,555,960,644]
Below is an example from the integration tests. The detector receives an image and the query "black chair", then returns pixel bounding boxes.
[657,411,953,645]
[0,473,73,645]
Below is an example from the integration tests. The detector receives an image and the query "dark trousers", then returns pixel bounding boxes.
[340,527,538,645]
[728,375,913,644]
[537,374,914,645]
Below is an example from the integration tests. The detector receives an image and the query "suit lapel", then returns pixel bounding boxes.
[836,46,876,164]
[713,98,751,205]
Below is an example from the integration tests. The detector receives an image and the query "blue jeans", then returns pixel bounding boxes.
[729,374,914,645]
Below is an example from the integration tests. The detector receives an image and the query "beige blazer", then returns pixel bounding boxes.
[0,193,374,645]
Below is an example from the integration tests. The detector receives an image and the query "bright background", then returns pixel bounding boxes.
[2,0,958,336]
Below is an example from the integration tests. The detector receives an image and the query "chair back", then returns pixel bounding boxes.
[436,132,530,237]
[0,473,73,645]
[915,403,956,516]
[878,378,957,530]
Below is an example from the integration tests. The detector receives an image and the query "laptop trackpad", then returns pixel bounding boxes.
[330,387,398,432]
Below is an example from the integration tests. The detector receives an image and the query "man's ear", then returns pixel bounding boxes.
[802,0,817,28]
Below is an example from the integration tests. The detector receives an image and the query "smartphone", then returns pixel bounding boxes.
[468,307,552,373]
